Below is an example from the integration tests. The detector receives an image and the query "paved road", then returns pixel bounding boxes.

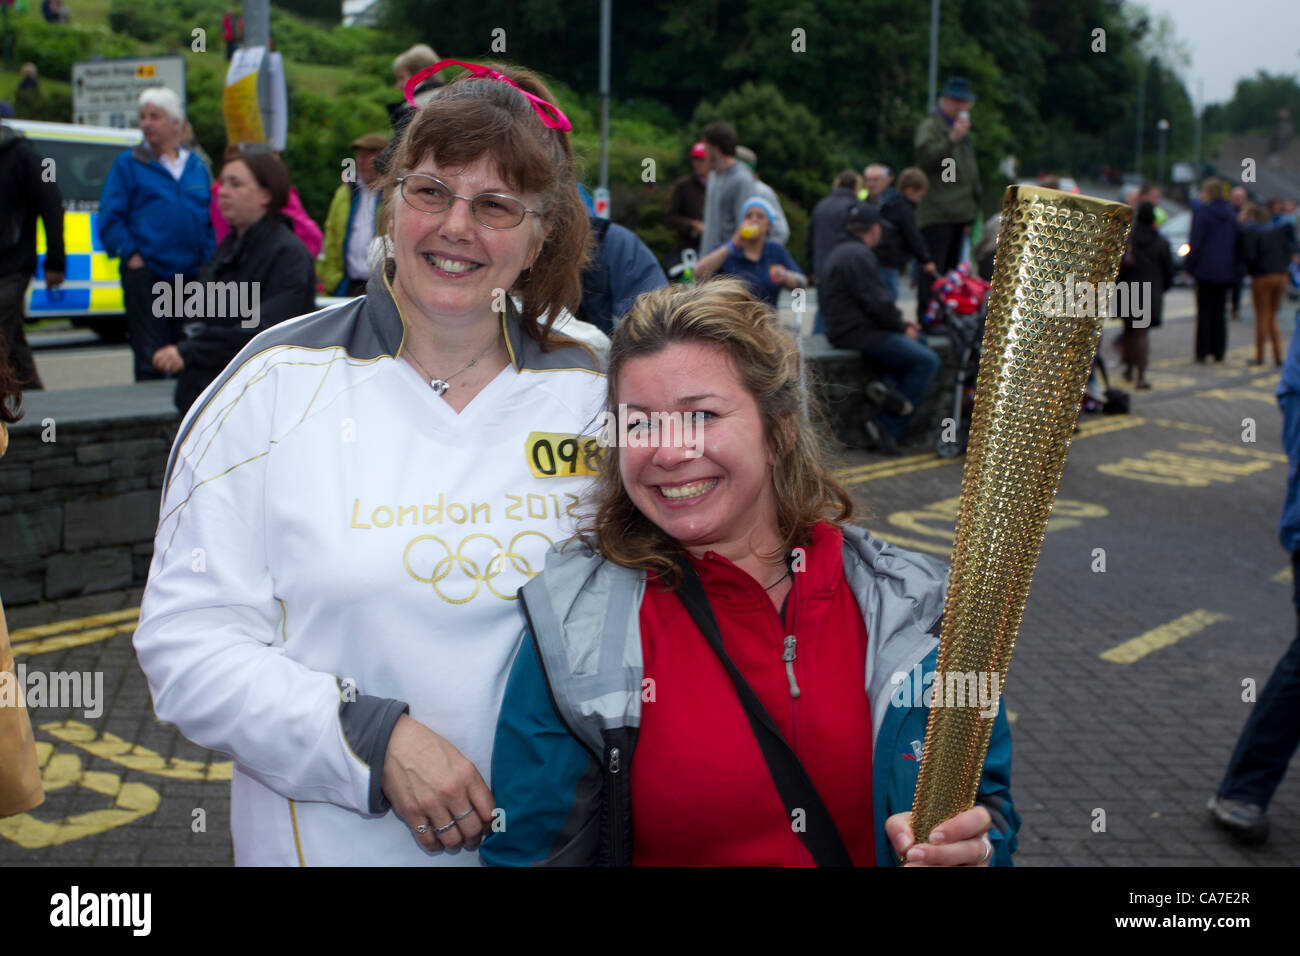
[4,291,1299,865]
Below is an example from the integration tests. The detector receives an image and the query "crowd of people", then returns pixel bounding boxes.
[5,46,1300,863]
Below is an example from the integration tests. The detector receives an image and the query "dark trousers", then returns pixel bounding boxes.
[123,265,184,382]
[863,332,941,437]
[918,221,968,317]
[0,272,42,389]
[1217,548,1300,809]
[1194,281,1230,361]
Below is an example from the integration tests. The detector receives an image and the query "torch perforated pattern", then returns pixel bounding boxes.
[908,186,1131,847]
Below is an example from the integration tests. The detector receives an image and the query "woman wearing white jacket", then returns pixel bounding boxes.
[134,61,604,865]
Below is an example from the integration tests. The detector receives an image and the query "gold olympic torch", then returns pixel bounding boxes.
[908,185,1131,846]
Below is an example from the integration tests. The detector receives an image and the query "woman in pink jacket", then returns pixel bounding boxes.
[210,147,323,258]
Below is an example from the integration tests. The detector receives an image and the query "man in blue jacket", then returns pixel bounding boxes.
[98,87,214,381]
[1183,177,1240,364]
[1208,328,1300,843]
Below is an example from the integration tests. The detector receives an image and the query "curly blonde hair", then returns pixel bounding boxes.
[578,279,853,584]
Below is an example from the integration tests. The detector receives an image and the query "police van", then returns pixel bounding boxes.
[5,119,142,341]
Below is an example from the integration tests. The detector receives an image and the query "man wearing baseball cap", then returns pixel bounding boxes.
[819,202,939,454]
[321,131,390,297]
[664,141,710,273]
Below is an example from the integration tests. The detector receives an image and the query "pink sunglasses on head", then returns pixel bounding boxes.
[403,58,573,132]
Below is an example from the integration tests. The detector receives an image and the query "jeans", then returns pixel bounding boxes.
[864,332,940,437]
[1216,548,1300,809]
[879,267,900,301]
[123,265,184,382]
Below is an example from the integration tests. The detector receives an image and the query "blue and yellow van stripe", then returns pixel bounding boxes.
[29,212,125,314]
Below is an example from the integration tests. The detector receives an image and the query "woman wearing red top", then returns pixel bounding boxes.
[485,279,1019,866]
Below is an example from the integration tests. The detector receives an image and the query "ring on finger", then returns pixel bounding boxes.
[435,819,458,835]
[978,835,992,865]
[414,823,430,834]
[453,808,475,822]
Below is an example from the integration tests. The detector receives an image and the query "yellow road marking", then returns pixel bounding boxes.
[0,742,161,849]
[1099,610,1229,663]
[1075,416,1147,439]
[40,720,233,781]
[10,607,140,640]
[11,622,138,659]
[1146,417,1215,434]
[1273,565,1292,584]
[835,451,938,480]
[1197,387,1280,405]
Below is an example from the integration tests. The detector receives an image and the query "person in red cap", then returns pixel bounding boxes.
[664,141,710,274]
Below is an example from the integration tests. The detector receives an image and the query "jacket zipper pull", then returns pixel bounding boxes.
[608,746,621,774]
[783,635,801,698]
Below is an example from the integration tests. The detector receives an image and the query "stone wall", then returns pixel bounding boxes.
[1,382,177,608]
[805,333,958,450]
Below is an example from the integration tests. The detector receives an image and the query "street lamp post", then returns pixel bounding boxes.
[1156,118,1170,187]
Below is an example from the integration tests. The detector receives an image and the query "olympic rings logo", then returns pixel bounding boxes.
[402,530,555,604]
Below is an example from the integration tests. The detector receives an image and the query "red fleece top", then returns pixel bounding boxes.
[632,521,876,866]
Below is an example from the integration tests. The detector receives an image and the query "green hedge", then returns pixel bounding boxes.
[11,18,139,82]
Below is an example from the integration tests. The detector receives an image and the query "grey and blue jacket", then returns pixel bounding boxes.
[482,524,1021,866]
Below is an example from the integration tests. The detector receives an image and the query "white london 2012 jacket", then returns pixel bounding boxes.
[134,266,606,865]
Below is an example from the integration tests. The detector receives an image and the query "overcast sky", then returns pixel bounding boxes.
[1134,0,1299,105]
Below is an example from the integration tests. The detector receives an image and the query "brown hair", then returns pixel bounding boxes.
[701,121,738,157]
[222,151,291,216]
[578,279,854,584]
[897,166,929,193]
[834,169,859,190]
[377,62,589,344]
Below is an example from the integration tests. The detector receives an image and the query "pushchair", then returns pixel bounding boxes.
[921,264,990,457]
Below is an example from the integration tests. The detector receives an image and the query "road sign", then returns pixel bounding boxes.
[72,56,186,128]
[593,187,610,219]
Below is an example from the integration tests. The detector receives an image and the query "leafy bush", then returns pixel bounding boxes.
[15,84,74,124]
[692,82,835,213]
[12,18,140,82]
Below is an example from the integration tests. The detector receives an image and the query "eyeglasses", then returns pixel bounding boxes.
[396,173,541,230]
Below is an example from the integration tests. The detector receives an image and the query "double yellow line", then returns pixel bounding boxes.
[9,608,140,659]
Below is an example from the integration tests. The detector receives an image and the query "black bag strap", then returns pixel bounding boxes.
[674,555,853,866]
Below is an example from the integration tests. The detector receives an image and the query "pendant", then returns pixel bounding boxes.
[430,379,450,396]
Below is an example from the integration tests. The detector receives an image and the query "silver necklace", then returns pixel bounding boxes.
[405,331,501,396]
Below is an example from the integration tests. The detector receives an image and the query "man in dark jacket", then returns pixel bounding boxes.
[807,169,862,334]
[914,77,980,318]
[0,124,65,390]
[1183,177,1241,363]
[664,142,709,272]
[821,203,939,454]
[873,166,937,300]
